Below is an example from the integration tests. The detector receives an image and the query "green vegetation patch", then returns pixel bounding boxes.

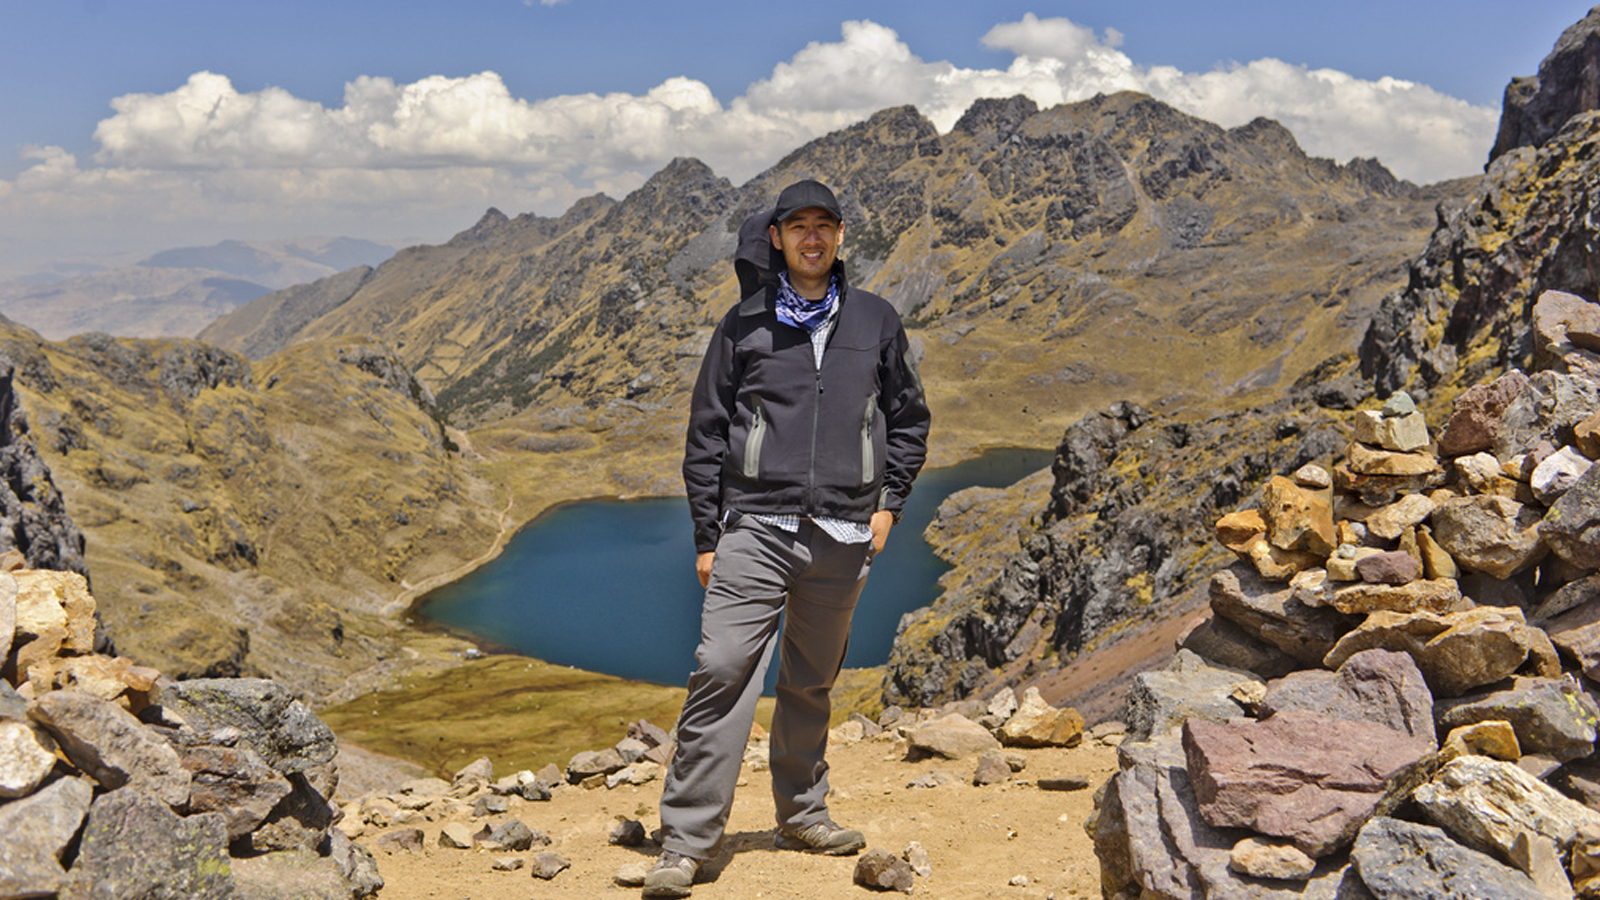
[322,654,773,778]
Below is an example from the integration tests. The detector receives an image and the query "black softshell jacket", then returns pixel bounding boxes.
[682,264,930,554]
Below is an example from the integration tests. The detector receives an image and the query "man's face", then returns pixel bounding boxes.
[769,207,843,290]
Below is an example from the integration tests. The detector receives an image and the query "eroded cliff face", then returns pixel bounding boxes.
[0,321,502,700]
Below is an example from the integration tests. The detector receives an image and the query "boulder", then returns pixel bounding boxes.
[1182,710,1434,856]
[1351,816,1544,900]
[1324,607,1561,698]
[1177,613,1300,680]
[1532,573,1600,621]
[1259,649,1435,744]
[1414,755,1600,860]
[1543,598,1600,681]
[1439,720,1522,763]
[59,789,234,900]
[1431,495,1547,579]
[906,714,1000,759]
[1495,371,1600,460]
[12,570,96,675]
[155,679,337,776]
[1436,678,1600,762]
[1122,649,1260,742]
[1353,409,1431,453]
[29,689,191,807]
[0,776,94,898]
[1217,509,1267,552]
[177,742,293,840]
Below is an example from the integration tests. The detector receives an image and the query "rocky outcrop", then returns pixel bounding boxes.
[0,561,379,899]
[1490,7,1600,163]
[1090,296,1600,899]
[0,360,85,579]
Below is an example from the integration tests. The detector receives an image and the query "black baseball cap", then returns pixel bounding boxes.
[772,179,842,224]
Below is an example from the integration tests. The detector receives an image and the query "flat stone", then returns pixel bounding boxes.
[1178,612,1299,680]
[1209,565,1355,666]
[1436,678,1600,762]
[1324,607,1560,698]
[1352,816,1544,900]
[1544,464,1600,569]
[1353,410,1431,453]
[1415,755,1600,860]
[374,828,424,853]
[1260,648,1435,744]
[155,678,337,776]
[1534,290,1600,371]
[0,776,94,898]
[438,822,475,849]
[30,689,191,807]
[566,747,626,781]
[1346,441,1439,477]
[58,790,234,900]
[907,714,1000,759]
[1328,578,1460,615]
[1333,462,1437,506]
[1183,710,1434,856]
[903,841,932,877]
[1533,573,1600,622]
[1437,371,1529,458]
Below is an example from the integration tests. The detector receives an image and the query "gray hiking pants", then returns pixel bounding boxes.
[658,516,873,859]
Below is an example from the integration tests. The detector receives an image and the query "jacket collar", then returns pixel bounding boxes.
[740,261,849,318]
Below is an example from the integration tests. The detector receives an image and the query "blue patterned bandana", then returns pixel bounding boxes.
[775,271,839,333]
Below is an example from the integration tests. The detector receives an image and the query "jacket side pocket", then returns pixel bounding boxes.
[744,398,767,480]
[860,394,877,486]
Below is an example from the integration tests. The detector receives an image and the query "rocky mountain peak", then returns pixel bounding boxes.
[950,95,1040,143]
[447,207,512,248]
[1489,5,1600,162]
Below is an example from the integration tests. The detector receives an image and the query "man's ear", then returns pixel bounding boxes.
[769,224,782,250]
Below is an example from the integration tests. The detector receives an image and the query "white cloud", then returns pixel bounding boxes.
[0,16,1500,274]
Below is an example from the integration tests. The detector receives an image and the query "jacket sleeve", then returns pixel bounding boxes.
[683,312,739,553]
[878,325,930,519]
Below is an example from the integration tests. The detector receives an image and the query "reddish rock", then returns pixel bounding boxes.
[1437,371,1530,458]
[1259,649,1435,744]
[1183,710,1434,857]
[1355,551,1423,585]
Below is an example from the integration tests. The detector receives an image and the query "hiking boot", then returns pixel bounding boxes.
[774,819,866,855]
[642,851,700,898]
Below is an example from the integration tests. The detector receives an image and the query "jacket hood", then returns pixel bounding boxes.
[734,205,780,300]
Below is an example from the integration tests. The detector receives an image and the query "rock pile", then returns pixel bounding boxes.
[0,559,379,900]
[1092,290,1600,899]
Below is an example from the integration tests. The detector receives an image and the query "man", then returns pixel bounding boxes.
[647,179,930,897]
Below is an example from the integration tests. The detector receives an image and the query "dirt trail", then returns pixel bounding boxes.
[358,730,1119,899]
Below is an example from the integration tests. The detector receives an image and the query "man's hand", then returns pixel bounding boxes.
[870,509,894,554]
[696,551,715,587]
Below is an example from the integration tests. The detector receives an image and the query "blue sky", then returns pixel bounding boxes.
[0,0,1594,276]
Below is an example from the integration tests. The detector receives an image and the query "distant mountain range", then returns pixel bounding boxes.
[0,237,398,340]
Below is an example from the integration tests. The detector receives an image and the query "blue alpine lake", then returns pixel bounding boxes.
[417,447,1054,690]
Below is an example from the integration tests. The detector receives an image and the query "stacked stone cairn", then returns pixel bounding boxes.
[0,557,380,900]
[1091,291,1600,899]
